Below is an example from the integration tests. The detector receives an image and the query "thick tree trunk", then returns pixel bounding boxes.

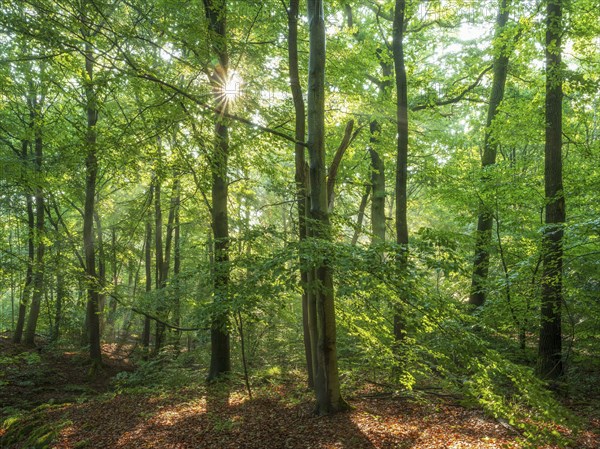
[83,37,102,370]
[287,0,313,389]
[205,0,232,381]
[469,0,511,307]
[538,0,564,381]
[369,120,386,245]
[393,0,408,343]
[307,0,346,414]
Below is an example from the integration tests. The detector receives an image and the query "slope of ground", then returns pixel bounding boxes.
[0,336,598,449]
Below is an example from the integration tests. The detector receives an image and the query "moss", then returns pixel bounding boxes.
[1,406,70,449]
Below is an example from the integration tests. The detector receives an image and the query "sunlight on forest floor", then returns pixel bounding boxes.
[1,337,598,449]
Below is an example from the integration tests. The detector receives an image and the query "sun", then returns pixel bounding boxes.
[219,70,243,104]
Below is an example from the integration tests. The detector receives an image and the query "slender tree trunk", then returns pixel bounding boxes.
[53,245,65,342]
[94,210,107,335]
[173,198,181,346]
[150,173,178,353]
[538,0,564,381]
[163,178,179,343]
[142,186,154,349]
[106,227,118,334]
[205,0,232,381]
[83,36,102,370]
[469,0,511,307]
[13,163,34,343]
[307,0,346,414]
[9,226,16,332]
[351,185,371,246]
[392,0,408,343]
[154,178,165,352]
[287,0,313,388]
[345,5,389,248]
[24,92,45,346]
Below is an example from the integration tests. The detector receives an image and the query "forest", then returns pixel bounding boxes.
[0,0,599,447]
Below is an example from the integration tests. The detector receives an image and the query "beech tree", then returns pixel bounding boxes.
[22,69,46,346]
[205,0,233,381]
[393,0,408,343]
[286,0,313,388]
[306,0,346,414]
[0,0,598,431]
[469,0,513,308]
[538,0,564,380]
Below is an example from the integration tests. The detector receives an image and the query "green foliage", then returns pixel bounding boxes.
[1,405,71,449]
[0,0,598,445]
[321,238,578,446]
[112,350,206,393]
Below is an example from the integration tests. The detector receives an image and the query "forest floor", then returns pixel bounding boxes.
[0,335,598,449]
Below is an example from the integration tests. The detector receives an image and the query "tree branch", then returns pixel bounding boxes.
[411,65,493,111]
[327,120,362,211]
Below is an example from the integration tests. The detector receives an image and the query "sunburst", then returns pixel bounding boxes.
[216,70,243,106]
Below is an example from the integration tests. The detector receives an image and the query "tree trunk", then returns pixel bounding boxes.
[13,157,34,344]
[346,4,389,249]
[351,185,371,246]
[538,0,564,381]
[94,210,107,335]
[393,0,408,343]
[173,195,181,346]
[24,92,45,346]
[142,185,154,349]
[83,36,102,370]
[154,178,165,352]
[307,0,346,414]
[469,0,511,307]
[205,0,232,381]
[52,245,65,342]
[287,0,313,389]
[106,227,118,335]
[369,120,386,245]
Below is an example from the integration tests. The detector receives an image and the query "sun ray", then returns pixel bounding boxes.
[216,70,243,105]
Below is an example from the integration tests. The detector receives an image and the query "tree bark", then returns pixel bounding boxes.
[24,86,45,346]
[205,0,232,381]
[288,0,313,388]
[393,0,408,343]
[469,0,511,307]
[351,185,371,246]
[94,209,107,335]
[345,5,389,248]
[52,243,65,342]
[142,190,153,349]
[369,120,386,245]
[538,0,564,381]
[173,193,181,346]
[83,34,102,370]
[13,143,34,344]
[307,0,346,414]
[154,178,165,352]
[106,227,118,334]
